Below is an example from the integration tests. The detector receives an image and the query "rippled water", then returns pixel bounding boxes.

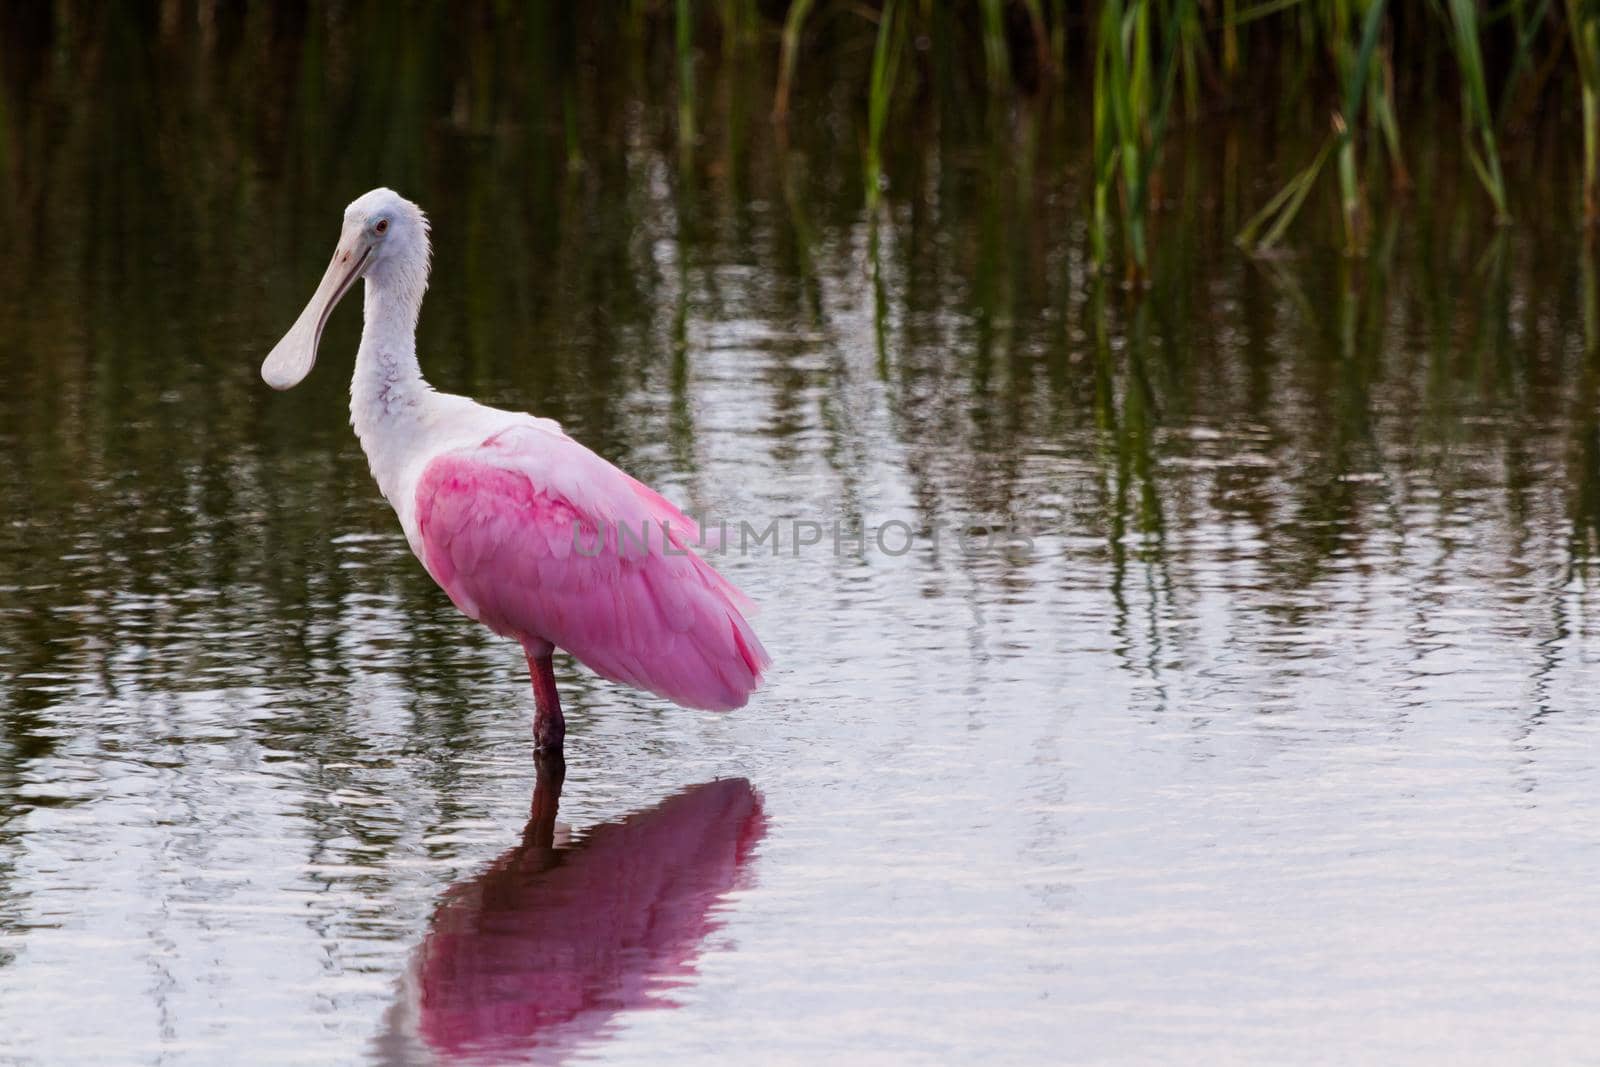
[4,8,1600,1064]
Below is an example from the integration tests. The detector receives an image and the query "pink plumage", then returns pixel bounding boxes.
[263,189,766,753]
[415,423,770,712]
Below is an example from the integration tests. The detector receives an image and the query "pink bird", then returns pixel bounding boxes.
[262,189,769,756]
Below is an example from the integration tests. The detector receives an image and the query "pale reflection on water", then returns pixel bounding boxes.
[3,7,1600,1065]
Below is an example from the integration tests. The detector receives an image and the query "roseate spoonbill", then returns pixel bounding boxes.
[376,761,764,1062]
[262,189,769,755]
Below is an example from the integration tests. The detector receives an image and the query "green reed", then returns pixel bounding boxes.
[1092,0,1185,280]
[1444,0,1510,221]
[1237,0,1388,253]
[865,0,906,212]
[50,0,1600,278]
[668,0,1600,267]
[677,0,696,156]
[981,0,1012,92]
[772,0,814,127]
[1569,0,1600,225]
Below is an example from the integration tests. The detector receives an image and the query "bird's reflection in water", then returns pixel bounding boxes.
[377,756,767,1065]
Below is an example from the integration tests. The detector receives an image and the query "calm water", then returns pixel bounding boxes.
[4,8,1600,1064]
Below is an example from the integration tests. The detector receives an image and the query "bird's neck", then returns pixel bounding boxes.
[351,275,431,505]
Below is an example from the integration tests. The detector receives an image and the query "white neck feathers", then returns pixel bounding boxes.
[351,273,431,504]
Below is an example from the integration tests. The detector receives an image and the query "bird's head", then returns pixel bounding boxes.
[261,187,431,391]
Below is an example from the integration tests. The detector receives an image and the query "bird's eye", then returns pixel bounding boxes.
[374,218,390,235]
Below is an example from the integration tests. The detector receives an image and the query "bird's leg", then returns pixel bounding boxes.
[526,748,566,849]
[525,642,565,756]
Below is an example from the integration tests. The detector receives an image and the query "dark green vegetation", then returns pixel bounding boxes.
[6,2,1600,283]
[771,0,1600,269]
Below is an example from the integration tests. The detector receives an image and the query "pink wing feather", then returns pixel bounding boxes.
[414,422,770,711]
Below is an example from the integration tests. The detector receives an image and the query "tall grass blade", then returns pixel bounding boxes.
[1091,0,1187,278]
[1569,0,1600,224]
[1237,0,1385,252]
[1236,138,1333,249]
[1496,0,1554,124]
[677,0,696,156]
[773,0,815,127]
[980,0,1011,93]
[866,0,905,212]
[1228,0,1312,27]
[1444,0,1510,220]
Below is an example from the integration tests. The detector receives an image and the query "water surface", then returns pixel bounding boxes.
[2,8,1600,1064]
